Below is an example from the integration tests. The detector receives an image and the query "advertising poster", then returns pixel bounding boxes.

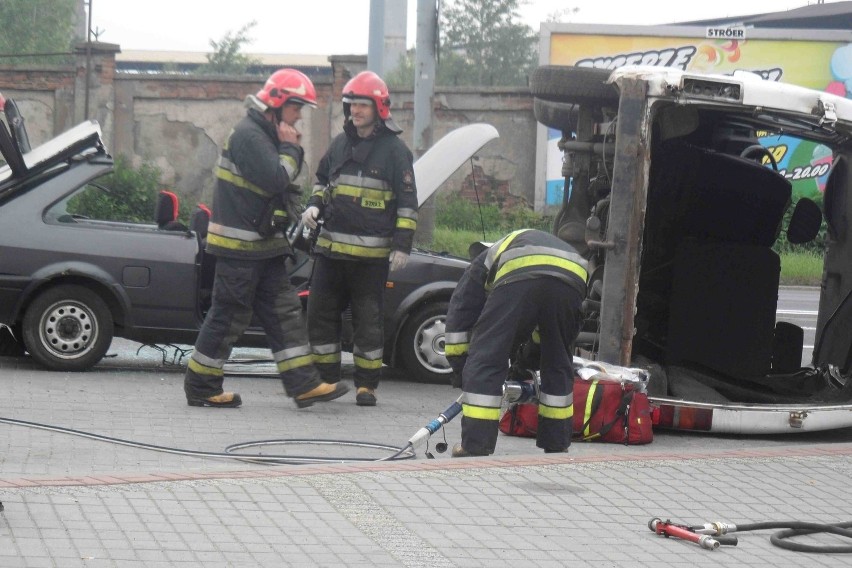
[540,24,852,206]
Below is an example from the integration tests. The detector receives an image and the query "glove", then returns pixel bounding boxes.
[389,250,409,271]
[301,205,320,229]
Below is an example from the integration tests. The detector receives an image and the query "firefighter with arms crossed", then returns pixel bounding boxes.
[445,229,588,456]
[301,71,417,406]
[184,69,349,409]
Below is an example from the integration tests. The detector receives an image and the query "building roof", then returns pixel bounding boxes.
[115,50,332,76]
[678,0,852,29]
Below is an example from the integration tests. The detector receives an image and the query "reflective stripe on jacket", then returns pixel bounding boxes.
[206,109,303,260]
[308,122,417,261]
[445,229,588,376]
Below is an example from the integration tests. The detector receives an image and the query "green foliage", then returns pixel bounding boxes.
[439,0,537,86]
[67,155,172,223]
[196,22,262,75]
[0,0,77,65]
[387,0,538,88]
[434,193,552,235]
[780,251,823,286]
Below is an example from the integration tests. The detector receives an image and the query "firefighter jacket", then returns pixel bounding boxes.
[307,121,417,262]
[444,229,589,376]
[206,108,304,260]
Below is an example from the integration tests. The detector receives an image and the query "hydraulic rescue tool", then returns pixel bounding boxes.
[649,517,852,553]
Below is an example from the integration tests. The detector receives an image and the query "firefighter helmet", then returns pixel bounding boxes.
[342,71,392,120]
[256,69,317,109]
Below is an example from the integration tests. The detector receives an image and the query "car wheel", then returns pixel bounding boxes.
[398,301,453,384]
[22,285,113,372]
[530,66,619,105]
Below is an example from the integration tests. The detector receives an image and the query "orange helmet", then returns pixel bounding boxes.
[342,71,392,120]
[256,69,317,109]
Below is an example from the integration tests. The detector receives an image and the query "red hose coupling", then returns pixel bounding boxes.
[648,518,719,550]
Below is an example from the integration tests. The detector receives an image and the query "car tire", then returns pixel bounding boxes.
[397,300,453,384]
[22,285,113,372]
[533,98,579,133]
[530,66,619,105]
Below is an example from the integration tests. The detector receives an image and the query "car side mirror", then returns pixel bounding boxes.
[787,197,822,245]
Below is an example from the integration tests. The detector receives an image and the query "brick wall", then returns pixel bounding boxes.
[0,44,538,212]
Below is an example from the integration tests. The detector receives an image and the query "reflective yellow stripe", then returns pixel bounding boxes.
[494,254,589,284]
[445,343,469,356]
[539,403,573,420]
[313,353,341,364]
[276,355,314,373]
[334,184,394,201]
[531,328,541,344]
[207,233,284,252]
[462,404,501,421]
[215,167,272,198]
[584,381,598,437]
[354,355,383,370]
[188,358,224,377]
[316,237,390,258]
[396,217,417,230]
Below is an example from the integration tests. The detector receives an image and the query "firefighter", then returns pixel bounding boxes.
[184,69,349,409]
[301,71,417,406]
[445,229,588,456]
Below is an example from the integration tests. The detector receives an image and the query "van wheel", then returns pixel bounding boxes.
[22,285,113,372]
[398,301,453,384]
[530,66,619,105]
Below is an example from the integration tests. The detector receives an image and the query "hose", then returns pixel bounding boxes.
[0,415,415,466]
[706,520,852,554]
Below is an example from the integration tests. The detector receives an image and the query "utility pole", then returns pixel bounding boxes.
[414,0,437,243]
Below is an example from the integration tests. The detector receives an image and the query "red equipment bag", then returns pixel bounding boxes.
[499,376,653,445]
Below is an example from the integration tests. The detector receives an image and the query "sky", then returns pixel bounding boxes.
[91,0,843,56]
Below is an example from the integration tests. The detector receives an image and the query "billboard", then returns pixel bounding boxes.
[536,24,852,209]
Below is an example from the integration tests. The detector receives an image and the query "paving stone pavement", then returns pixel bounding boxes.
[2,341,852,567]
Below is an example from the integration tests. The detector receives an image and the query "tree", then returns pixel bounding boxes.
[439,0,537,86]
[385,0,538,88]
[196,22,262,75]
[0,0,78,65]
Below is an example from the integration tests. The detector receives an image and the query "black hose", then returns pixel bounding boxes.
[0,415,416,466]
[734,521,852,554]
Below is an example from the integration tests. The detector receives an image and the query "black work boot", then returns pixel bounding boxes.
[187,392,242,408]
[355,387,377,406]
[451,443,490,458]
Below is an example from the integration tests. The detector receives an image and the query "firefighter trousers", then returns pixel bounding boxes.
[307,255,388,389]
[184,256,321,400]
[461,277,583,454]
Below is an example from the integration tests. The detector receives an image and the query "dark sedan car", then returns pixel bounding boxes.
[0,97,497,382]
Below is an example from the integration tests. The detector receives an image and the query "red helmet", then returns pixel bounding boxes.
[342,71,392,120]
[256,69,317,109]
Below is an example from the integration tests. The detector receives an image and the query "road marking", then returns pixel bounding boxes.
[777,310,818,316]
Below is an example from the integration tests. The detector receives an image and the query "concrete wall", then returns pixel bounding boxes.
[0,43,537,213]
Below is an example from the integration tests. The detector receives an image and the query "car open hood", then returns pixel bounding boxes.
[414,123,499,207]
[0,117,105,193]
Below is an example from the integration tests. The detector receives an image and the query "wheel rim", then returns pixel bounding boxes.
[413,315,452,375]
[37,299,99,360]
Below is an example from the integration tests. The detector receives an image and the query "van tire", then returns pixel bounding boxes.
[530,66,619,105]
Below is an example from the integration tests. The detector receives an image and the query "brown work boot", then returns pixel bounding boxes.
[295,382,349,408]
[187,392,242,408]
[355,387,377,407]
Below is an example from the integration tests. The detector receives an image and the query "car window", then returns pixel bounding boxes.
[46,172,154,226]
